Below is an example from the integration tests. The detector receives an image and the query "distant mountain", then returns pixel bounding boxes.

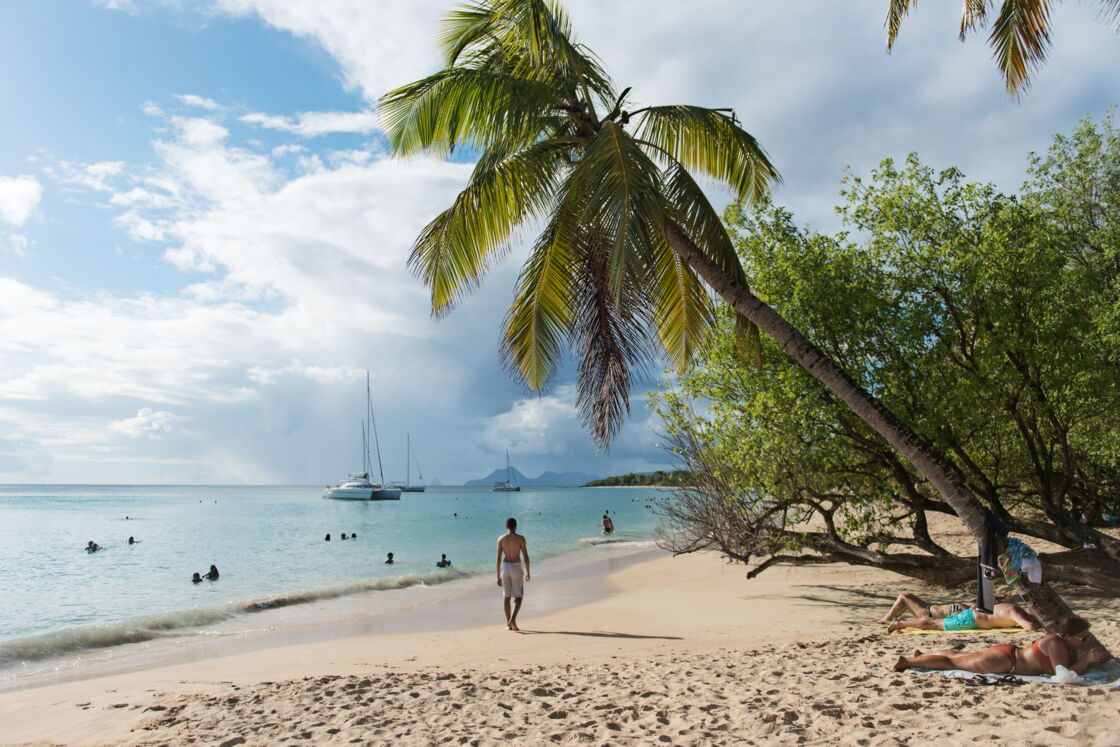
[464,467,602,487]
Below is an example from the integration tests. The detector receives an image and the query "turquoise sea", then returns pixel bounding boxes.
[0,484,664,686]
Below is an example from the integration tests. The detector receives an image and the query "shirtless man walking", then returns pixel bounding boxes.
[496,517,531,631]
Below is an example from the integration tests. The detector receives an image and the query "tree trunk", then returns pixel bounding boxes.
[659,218,1112,658]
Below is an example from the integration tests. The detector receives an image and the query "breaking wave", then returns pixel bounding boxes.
[0,568,471,667]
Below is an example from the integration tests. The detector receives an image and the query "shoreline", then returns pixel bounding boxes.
[2,548,1118,744]
[0,540,661,695]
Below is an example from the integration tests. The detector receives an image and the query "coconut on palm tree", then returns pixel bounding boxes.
[379,0,1105,650]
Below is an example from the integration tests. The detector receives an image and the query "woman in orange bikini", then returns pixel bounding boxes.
[893,624,1104,675]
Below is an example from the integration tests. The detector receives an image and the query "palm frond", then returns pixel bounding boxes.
[409,139,567,314]
[438,3,497,65]
[500,200,581,390]
[379,67,560,156]
[572,230,655,449]
[886,0,919,50]
[661,163,762,363]
[636,106,780,205]
[435,0,613,105]
[648,231,714,370]
[988,0,1054,96]
[960,0,992,39]
[575,123,667,296]
[1102,0,1120,29]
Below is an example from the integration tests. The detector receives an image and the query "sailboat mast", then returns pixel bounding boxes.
[367,372,386,484]
[406,434,410,486]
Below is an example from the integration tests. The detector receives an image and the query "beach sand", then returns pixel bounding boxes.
[2,537,1118,745]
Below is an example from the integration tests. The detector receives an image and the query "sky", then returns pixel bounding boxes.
[0,1,1116,485]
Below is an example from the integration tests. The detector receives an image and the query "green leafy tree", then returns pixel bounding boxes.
[655,143,1120,594]
[885,0,1120,97]
[380,0,1087,637]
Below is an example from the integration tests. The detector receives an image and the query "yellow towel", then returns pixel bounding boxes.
[889,626,1026,636]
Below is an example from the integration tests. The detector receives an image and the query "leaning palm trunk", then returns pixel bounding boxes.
[660,218,1111,658]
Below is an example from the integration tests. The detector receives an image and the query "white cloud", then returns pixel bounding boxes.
[213,0,446,100]
[51,161,126,192]
[175,93,224,111]
[240,110,378,137]
[141,100,165,117]
[107,407,184,438]
[0,175,43,225]
[2,232,29,256]
[481,385,583,457]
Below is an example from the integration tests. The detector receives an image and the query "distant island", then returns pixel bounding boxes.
[464,467,603,487]
[584,470,692,487]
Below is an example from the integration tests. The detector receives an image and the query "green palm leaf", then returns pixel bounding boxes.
[500,198,582,390]
[380,67,560,156]
[636,106,780,205]
[648,231,713,370]
[988,0,1054,96]
[409,139,568,314]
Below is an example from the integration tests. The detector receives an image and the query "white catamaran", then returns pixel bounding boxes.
[323,373,401,501]
[491,450,521,492]
[392,433,426,493]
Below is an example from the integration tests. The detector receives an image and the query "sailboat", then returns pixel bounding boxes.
[392,434,426,493]
[491,450,521,492]
[323,373,401,501]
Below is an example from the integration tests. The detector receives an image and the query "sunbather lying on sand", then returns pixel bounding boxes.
[893,626,1104,676]
[887,602,1040,633]
[879,592,968,623]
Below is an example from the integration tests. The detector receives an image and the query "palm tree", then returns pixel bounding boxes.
[380,0,1101,644]
[886,0,1120,97]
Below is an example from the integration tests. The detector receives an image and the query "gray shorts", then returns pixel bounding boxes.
[501,562,523,599]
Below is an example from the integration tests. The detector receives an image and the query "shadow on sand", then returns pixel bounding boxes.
[516,630,682,640]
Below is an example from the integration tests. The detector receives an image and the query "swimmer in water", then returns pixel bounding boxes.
[205,565,219,580]
[385,552,394,564]
[192,572,203,583]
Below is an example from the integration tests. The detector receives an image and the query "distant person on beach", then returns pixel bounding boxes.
[887,602,1040,633]
[894,625,1104,675]
[385,552,394,564]
[205,565,219,580]
[437,554,452,568]
[880,592,969,622]
[496,517,531,631]
[192,572,203,584]
[601,513,615,535]
[85,541,101,552]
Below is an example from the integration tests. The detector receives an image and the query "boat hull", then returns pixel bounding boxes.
[399,485,425,493]
[491,485,521,492]
[323,487,402,500]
